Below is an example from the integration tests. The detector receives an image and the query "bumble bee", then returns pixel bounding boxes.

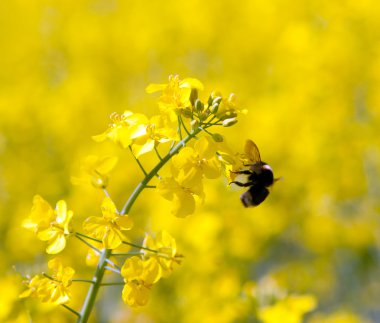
[230,140,279,207]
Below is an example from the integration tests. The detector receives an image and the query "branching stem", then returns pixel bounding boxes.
[62,304,81,318]
[78,125,204,323]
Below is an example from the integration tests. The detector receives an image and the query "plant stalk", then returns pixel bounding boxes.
[77,126,203,322]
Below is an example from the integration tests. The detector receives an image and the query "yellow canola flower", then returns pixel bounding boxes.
[146,74,204,119]
[93,111,149,148]
[19,258,75,305]
[130,114,179,158]
[215,140,246,183]
[171,136,221,188]
[121,256,162,307]
[258,294,317,323]
[93,110,178,158]
[143,231,178,277]
[83,197,133,249]
[215,93,247,121]
[157,175,203,217]
[71,155,118,189]
[22,195,73,254]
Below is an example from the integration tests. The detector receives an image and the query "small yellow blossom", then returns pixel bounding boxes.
[143,231,178,277]
[93,111,149,148]
[130,114,179,158]
[121,256,162,307]
[122,281,151,307]
[215,140,245,183]
[157,176,203,217]
[20,258,75,305]
[83,197,133,249]
[171,136,221,188]
[19,275,47,299]
[258,294,317,323]
[23,195,73,254]
[146,75,204,119]
[215,93,247,121]
[71,155,118,188]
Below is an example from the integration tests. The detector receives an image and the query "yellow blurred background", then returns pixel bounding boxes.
[1,0,380,322]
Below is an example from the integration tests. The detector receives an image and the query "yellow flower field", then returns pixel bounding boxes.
[1,0,379,322]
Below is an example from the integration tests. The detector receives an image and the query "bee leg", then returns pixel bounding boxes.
[231,170,253,175]
[229,181,254,187]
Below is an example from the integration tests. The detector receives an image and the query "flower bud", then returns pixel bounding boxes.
[190,119,199,131]
[212,133,224,142]
[195,99,203,112]
[212,96,223,106]
[207,94,214,107]
[228,93,237,104]
[182,108,193,118]
[217,110,238,120]
[189,88,198,106]
[210,103,219,114]
[92,175,108,189]
[211,90,222,98]
[222,118,238,127]
[200,112,209,120]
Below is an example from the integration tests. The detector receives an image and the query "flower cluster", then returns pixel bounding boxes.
[83,197,133,249]
[158,136,222,217]
[20,75,244,320]
[71,155,118,189]
[92,75,244,162]
[243,277,317,323]
[93,111,178,158]
[20,258,75,305]
[22,195,73,254]
[121,231,179,307]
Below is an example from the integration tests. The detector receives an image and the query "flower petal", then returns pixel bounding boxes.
[116,215,133,230]
[83,216,108,240]
[172,191,195,218]
[103,229,123,249]
[55,200,68,225]
[122,281,150,307]
[96,156,118,174]
[46,234,66,254]
[101,197,118,221]
[141,258,162,285]
[132,139,155,158]
[145,83,167,93]
[121,256,144,280]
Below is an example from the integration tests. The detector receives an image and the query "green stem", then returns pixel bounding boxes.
[75,233,101,253]
[100,282,125,286]
[102,188,111,198]
[177,115,183,141]
[154,146,163,161]
[42,273,57,281]
[198,126,214,136]
[77,249,112,323]
[129,145,148,176]
[75,232,102,244]
[72,279,95,284]
[122,240,157,253]
[111,252,142,257]
[105,266,120,274]
[105,258,120,270]
[120,126,202,215]
[62,304,81,317]
[78,125,204,323]
[179,116,191,136]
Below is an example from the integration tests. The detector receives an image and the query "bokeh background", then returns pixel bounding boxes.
[1,0,380,322]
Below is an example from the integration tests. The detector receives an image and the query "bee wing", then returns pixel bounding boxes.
[244,140,261,164]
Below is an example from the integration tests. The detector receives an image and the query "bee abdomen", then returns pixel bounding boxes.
[241,186,270,207]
